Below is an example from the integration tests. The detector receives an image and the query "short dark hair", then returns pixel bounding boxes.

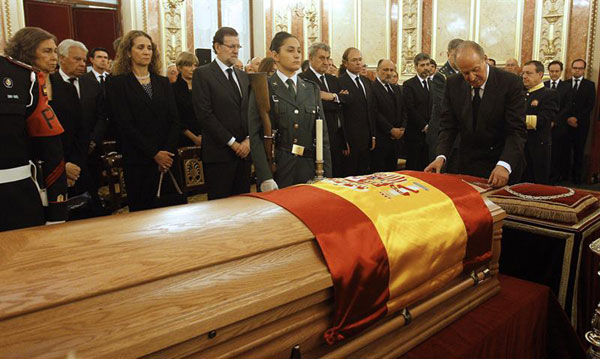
[572,58,587,69]
[212,27,238,53]
[448,38,464,52]
[301,59,310,72]
[488,58,497,66]
[524,60,544,73]
[89,47,109,59]
[269,31,297,53]
[548,60,563,71]
[413,53,431,66]
[430,59,437,68]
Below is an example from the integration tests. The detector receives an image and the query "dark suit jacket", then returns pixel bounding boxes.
[371,78,406,148]
[78,73,108,145]
[298,69,346,143]
[192,60,250,163]
[106,72,181,165]
[48,72,88,167]
[526,86,560,147]
[437,66,527,180]
[337,71,376,152]
[402,75,432,143]
[173,74,201,147]
[544,79,572,133]
[566,77,596,127]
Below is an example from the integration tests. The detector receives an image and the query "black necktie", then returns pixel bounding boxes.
[574,78,580,90]
[286,79,296,99]
[319,75,329,91]
[99,74,105,84]
[68,77,79,99]
[226,68,241,100]
[386,84,397,111]
[355,77,366,98]
[551,81,557,89]
[472,87,481,131]
[422,79,429,92]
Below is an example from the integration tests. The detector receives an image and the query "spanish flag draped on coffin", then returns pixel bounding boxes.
[248,171,493,344]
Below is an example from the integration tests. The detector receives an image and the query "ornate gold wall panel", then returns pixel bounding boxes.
[161,0,185,67]
[1,0,25,52]
[399,0,421,77]
[533,0,570,70]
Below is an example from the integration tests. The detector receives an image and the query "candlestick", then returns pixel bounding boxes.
[316,119,323,162]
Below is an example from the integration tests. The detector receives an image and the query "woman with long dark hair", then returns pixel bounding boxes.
[249,31,331,191]
[107,30,185,211]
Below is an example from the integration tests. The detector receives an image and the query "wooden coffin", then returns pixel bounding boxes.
[0,190,505,359]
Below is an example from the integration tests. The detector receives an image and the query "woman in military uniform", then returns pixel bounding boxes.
[249,32,331,191]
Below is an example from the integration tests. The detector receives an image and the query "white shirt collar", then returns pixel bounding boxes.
[310,65,324,79]
[376,76,388,88]
[215,57,234,75]
[276,70,297,87]
[416,74,428,83]
[551,79,561,84]
[59,68,76,83]
[573,76,583,82]
[346,69,360,82]
[91,68,106,80]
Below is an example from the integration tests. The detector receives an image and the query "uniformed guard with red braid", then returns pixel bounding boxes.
[0,54,67,231]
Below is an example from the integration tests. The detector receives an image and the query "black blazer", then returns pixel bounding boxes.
[402,75,432,143]
[566,77,596,125]
[338,71,376,152]
[173,74,201,147]
[48,72,88,167]
[371,78,406,148]
[544,79,572,132]
[299,69,347,143]
[106,72,181,165]
[192,60,250,163]
[437,66,527,180]
[78,74,108,145]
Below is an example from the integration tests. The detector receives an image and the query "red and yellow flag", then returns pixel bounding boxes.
[248,171,493,344]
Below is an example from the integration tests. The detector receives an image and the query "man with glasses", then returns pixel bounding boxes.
[565,59,596,183]
[192,27,251,199]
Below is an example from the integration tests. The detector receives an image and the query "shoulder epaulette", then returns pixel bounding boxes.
[2,54,36,71]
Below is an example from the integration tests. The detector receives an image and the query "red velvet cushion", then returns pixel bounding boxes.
[489,183,599,224]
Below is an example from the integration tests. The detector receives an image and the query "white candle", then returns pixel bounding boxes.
[316,119,323,162]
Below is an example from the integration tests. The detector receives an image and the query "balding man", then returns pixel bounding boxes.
[250,56,262,72]
[371,59,406,172]
[425,41,527,187]
[505,58,521,75]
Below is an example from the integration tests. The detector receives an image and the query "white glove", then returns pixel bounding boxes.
[260,179,279,192]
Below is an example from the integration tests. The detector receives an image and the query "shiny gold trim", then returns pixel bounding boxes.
[142,0,148,33]
[587,0,598,79]
[533,0,570,73]
[399,0,420,79]
[504,221,574,309]
[515,0,524,62]
[3,0,12,39]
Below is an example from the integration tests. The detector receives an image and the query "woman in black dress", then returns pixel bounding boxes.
[172,51,202,148]
[107,30,185,211]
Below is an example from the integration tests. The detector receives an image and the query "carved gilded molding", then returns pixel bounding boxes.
[400,0,420,76]
[3,0,12,39]
[142,0,148,32]
[587,0,597,78]
[274,2,290,33]
[299,0,320,47]
[533,0,570,70]
[162,0,184,66]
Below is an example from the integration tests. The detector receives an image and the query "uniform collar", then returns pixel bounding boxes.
[276,69,297,87]
[527,82,545,93]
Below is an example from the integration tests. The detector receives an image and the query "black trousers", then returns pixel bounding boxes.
[405,139,429,171]
[329,127,346,178]
[0,178,45,231]
[203,158,251,200]
[124,163,186,212]
[371,144,398,172]
[342,146,370,176]
[550,127,569,183]
[567,122,589,183]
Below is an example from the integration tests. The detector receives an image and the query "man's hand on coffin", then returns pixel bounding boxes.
[488,165,509,188]
[154,151,174,172]
[424,157,444,173]
[260,179,279,192]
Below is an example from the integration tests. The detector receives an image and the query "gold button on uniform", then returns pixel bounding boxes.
[294,109,299,114]
[294,123,299,129]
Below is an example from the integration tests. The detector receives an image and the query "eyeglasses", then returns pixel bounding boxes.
[221,44,242,50]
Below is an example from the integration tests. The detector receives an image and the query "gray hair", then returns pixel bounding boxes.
[447,38,464,52]
[57,39,88,57]
[308,42,331,58]
[413,52,431,66]
[456,41,485,59]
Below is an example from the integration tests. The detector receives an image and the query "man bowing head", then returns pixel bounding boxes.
[425,41,527,188]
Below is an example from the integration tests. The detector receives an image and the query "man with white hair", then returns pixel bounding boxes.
[50,39,107,218]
